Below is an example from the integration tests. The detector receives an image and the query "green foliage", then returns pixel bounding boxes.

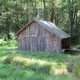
[0,39,18,47]
[67,55,80,78]
[76,45,80,49]
[0,63,76,80]
[0,0,80,44]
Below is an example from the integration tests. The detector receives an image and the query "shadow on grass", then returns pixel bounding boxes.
[0,63,77,80]
[0,47,78,80]
[0,47,76,63]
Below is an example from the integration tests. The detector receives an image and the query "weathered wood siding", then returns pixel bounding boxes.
[18,21,61,53]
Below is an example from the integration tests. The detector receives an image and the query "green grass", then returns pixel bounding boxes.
[0,40,79,80]
[0,64,76,80]
[0,47,78,80]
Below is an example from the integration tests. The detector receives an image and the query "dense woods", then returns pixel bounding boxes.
[0,0,80,44]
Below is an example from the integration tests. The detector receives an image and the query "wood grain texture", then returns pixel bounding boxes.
[17,21,70,53]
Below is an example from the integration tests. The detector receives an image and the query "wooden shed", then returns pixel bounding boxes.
[16,18,71,53]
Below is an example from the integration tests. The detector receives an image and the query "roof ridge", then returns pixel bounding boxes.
[16,18,70,39]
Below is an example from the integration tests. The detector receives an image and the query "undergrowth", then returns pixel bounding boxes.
[0,40,79,80]
[67,55,80,78]
[76,45,80,49]
[3,54,67,75]
[0,39,17,47]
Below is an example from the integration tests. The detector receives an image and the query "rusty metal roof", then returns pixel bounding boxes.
[16,18,70,39]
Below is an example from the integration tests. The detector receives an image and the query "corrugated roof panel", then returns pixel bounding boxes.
[33,18,70,39]
[16,18,70,39]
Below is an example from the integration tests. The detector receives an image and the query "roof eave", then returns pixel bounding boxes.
[33,18,71,39]
[15,20,33,36]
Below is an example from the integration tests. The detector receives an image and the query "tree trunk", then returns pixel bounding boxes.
[50,8,54,22]
[26,0,29,22]
[43,0,47,20]
[7,33,11,40]
[50,1,54,22]
[68,0,74,37]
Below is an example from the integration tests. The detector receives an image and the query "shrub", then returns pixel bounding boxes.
[0,40,18,47]
[76,45,80,49]
[67,55,80,78]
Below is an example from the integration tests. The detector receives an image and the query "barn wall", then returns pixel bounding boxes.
[18,21,61,53]
[18,29,26,50]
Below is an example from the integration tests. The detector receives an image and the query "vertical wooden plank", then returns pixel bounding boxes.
[35,37,38,51]
[47,30,50,38]
[38,24,44,37]
[19,33,23,50]
[20,38,22,50]
[18,36,22,50]
[44,28,48,37]
[32,37,35,51]
[21,37,23,50]
[37,37,40,51]
[35,37,37,51]
[58,38,61,53]
[44,38,48,52]
[22,37,26,50]
[50,37,55,52]
[40,38,44,51]
[53,36,57,52]
[32,37,37,51]
[33,37,35,51]
[26,37,30,50]
[25,37,28,50]
[21,30,26,37]
[56,38,59,53]
[33,22,38,36]
[55,37,61,53]
[49,37,52,52]
[42,26,44,37]
[26,26,29,37]
[28,37,30,50]
[37,23,39,37]
[30,37,33,51]
[29,24,33,37]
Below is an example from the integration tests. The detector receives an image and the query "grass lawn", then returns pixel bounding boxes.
[0,46,78,80]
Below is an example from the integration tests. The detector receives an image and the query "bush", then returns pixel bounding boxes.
[76,45,80,49]
[67,55,80,78]
[0,40,18,47]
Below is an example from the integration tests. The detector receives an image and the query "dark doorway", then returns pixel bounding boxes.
[62,38,70,49]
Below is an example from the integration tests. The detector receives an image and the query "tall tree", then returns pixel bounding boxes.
[43,0,47,20]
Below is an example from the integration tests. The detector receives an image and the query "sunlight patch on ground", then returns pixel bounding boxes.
[14,56,57,66]
[0,39,3,42]
[54,68,68,75]
[0,56,8,61]
[4,55,68,75]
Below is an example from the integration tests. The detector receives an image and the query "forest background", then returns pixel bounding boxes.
[0,0,80,45]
